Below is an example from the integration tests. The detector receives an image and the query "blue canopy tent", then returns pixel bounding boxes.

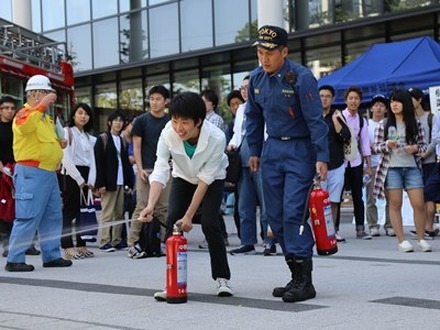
[318,36,440,105]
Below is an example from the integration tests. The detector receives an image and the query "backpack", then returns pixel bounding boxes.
[138,218,162,257]
[340,114,361,162]
[98,132,128,151]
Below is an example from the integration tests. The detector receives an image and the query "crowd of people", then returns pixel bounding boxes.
[0,25,439,304]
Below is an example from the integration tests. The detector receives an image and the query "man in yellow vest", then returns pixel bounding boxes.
[5,75,72,272]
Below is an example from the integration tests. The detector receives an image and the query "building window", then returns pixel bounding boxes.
[92,0,117,20]
[67,23,92,72]
[93,18,119,68]
[0,0,12,21]
[119,0,147,13]
[44,29,66,44]
[75,86,92,105]
[306,44,342,80]
[149,3,179,57]
[214,0,249,46]
[201,64,232,118]
[95,89,116,109]
[345,37,384,65]
[119,9,148,63]
[31,0,41,32]
[144,74,170,98]
[119,79,144,111]
[180,0,213,52]
[95,82,118,129]
[66,0,91,25]
[173,69,200,95]
[149,0,169,5]
[42,0,65,31]
[0,76,23,102]
[232,59,257,89]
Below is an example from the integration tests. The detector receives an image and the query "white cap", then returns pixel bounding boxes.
[25,75,55,92]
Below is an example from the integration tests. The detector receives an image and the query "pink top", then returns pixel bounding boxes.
[342,109,371,168]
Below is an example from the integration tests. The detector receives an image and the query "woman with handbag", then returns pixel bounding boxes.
[60,103,97,259]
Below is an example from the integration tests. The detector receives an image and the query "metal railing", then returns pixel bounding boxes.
[0,21,68,74]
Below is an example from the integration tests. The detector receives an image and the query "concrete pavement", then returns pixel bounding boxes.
[1,210,440,329]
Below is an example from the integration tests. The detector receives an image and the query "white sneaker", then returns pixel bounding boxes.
[153,290,167,301]
[127,245,147,259]
[160,243,166,256]
[398,240,414,253]
[335,232,346,242]
[370,227,380,237]
[216,278,233,297]
[385,228,396,237]
[417,239,432,252]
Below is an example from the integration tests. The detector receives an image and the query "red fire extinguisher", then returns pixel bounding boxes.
[308,177,338,256]
[166,224,188,303]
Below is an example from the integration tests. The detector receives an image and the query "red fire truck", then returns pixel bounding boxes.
[0,19,74,119]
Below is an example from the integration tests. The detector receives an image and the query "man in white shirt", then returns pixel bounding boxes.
[140,92,233,299]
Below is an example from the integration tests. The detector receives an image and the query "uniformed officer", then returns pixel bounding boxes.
[246,25,329,302]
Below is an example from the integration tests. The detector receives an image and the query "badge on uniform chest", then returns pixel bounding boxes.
[285,70,297,85]
[283,70,297,98]
[284,70,297,119]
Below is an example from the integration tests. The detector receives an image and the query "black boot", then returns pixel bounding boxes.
[282,259,316,302]
[272,257,295,297]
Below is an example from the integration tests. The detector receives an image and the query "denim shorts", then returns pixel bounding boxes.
[321,164,345,203]
[385,167,424,190]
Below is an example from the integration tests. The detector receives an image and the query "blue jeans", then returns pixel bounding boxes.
[238,167,273,246]
[7,165,62,264]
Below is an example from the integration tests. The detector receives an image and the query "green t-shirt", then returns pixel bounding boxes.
[183,140,197,159]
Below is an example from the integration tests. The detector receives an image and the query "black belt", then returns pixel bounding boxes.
[270,136,292,141]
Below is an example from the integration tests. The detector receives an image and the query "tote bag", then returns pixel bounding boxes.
[79,189,98,241]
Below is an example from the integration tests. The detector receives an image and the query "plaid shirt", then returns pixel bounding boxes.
[372,120,426,200]
[206,111,224,130]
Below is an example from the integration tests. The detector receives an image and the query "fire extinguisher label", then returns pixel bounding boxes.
[177,251,187,286]
[324,205,335,237]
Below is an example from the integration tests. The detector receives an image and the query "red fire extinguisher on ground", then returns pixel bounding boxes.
[307,176,338,256]
[166,224,188,303]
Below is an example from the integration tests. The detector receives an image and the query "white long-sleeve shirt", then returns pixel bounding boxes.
[149,120,228,186]
[228,102,246,148]
[61,126,97,187]
[228,102,267,148]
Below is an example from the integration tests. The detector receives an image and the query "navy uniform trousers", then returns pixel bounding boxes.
[261,137,315,259]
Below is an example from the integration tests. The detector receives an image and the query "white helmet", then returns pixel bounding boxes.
[25,75,54,92]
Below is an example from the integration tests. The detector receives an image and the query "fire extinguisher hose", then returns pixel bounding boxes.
[299,174,320,236]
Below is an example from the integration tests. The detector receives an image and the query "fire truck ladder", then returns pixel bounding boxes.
[0,22,68,74]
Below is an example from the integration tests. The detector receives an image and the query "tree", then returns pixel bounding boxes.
[235,20,259,43]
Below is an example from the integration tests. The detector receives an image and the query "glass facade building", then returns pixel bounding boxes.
[1,0,439,129]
